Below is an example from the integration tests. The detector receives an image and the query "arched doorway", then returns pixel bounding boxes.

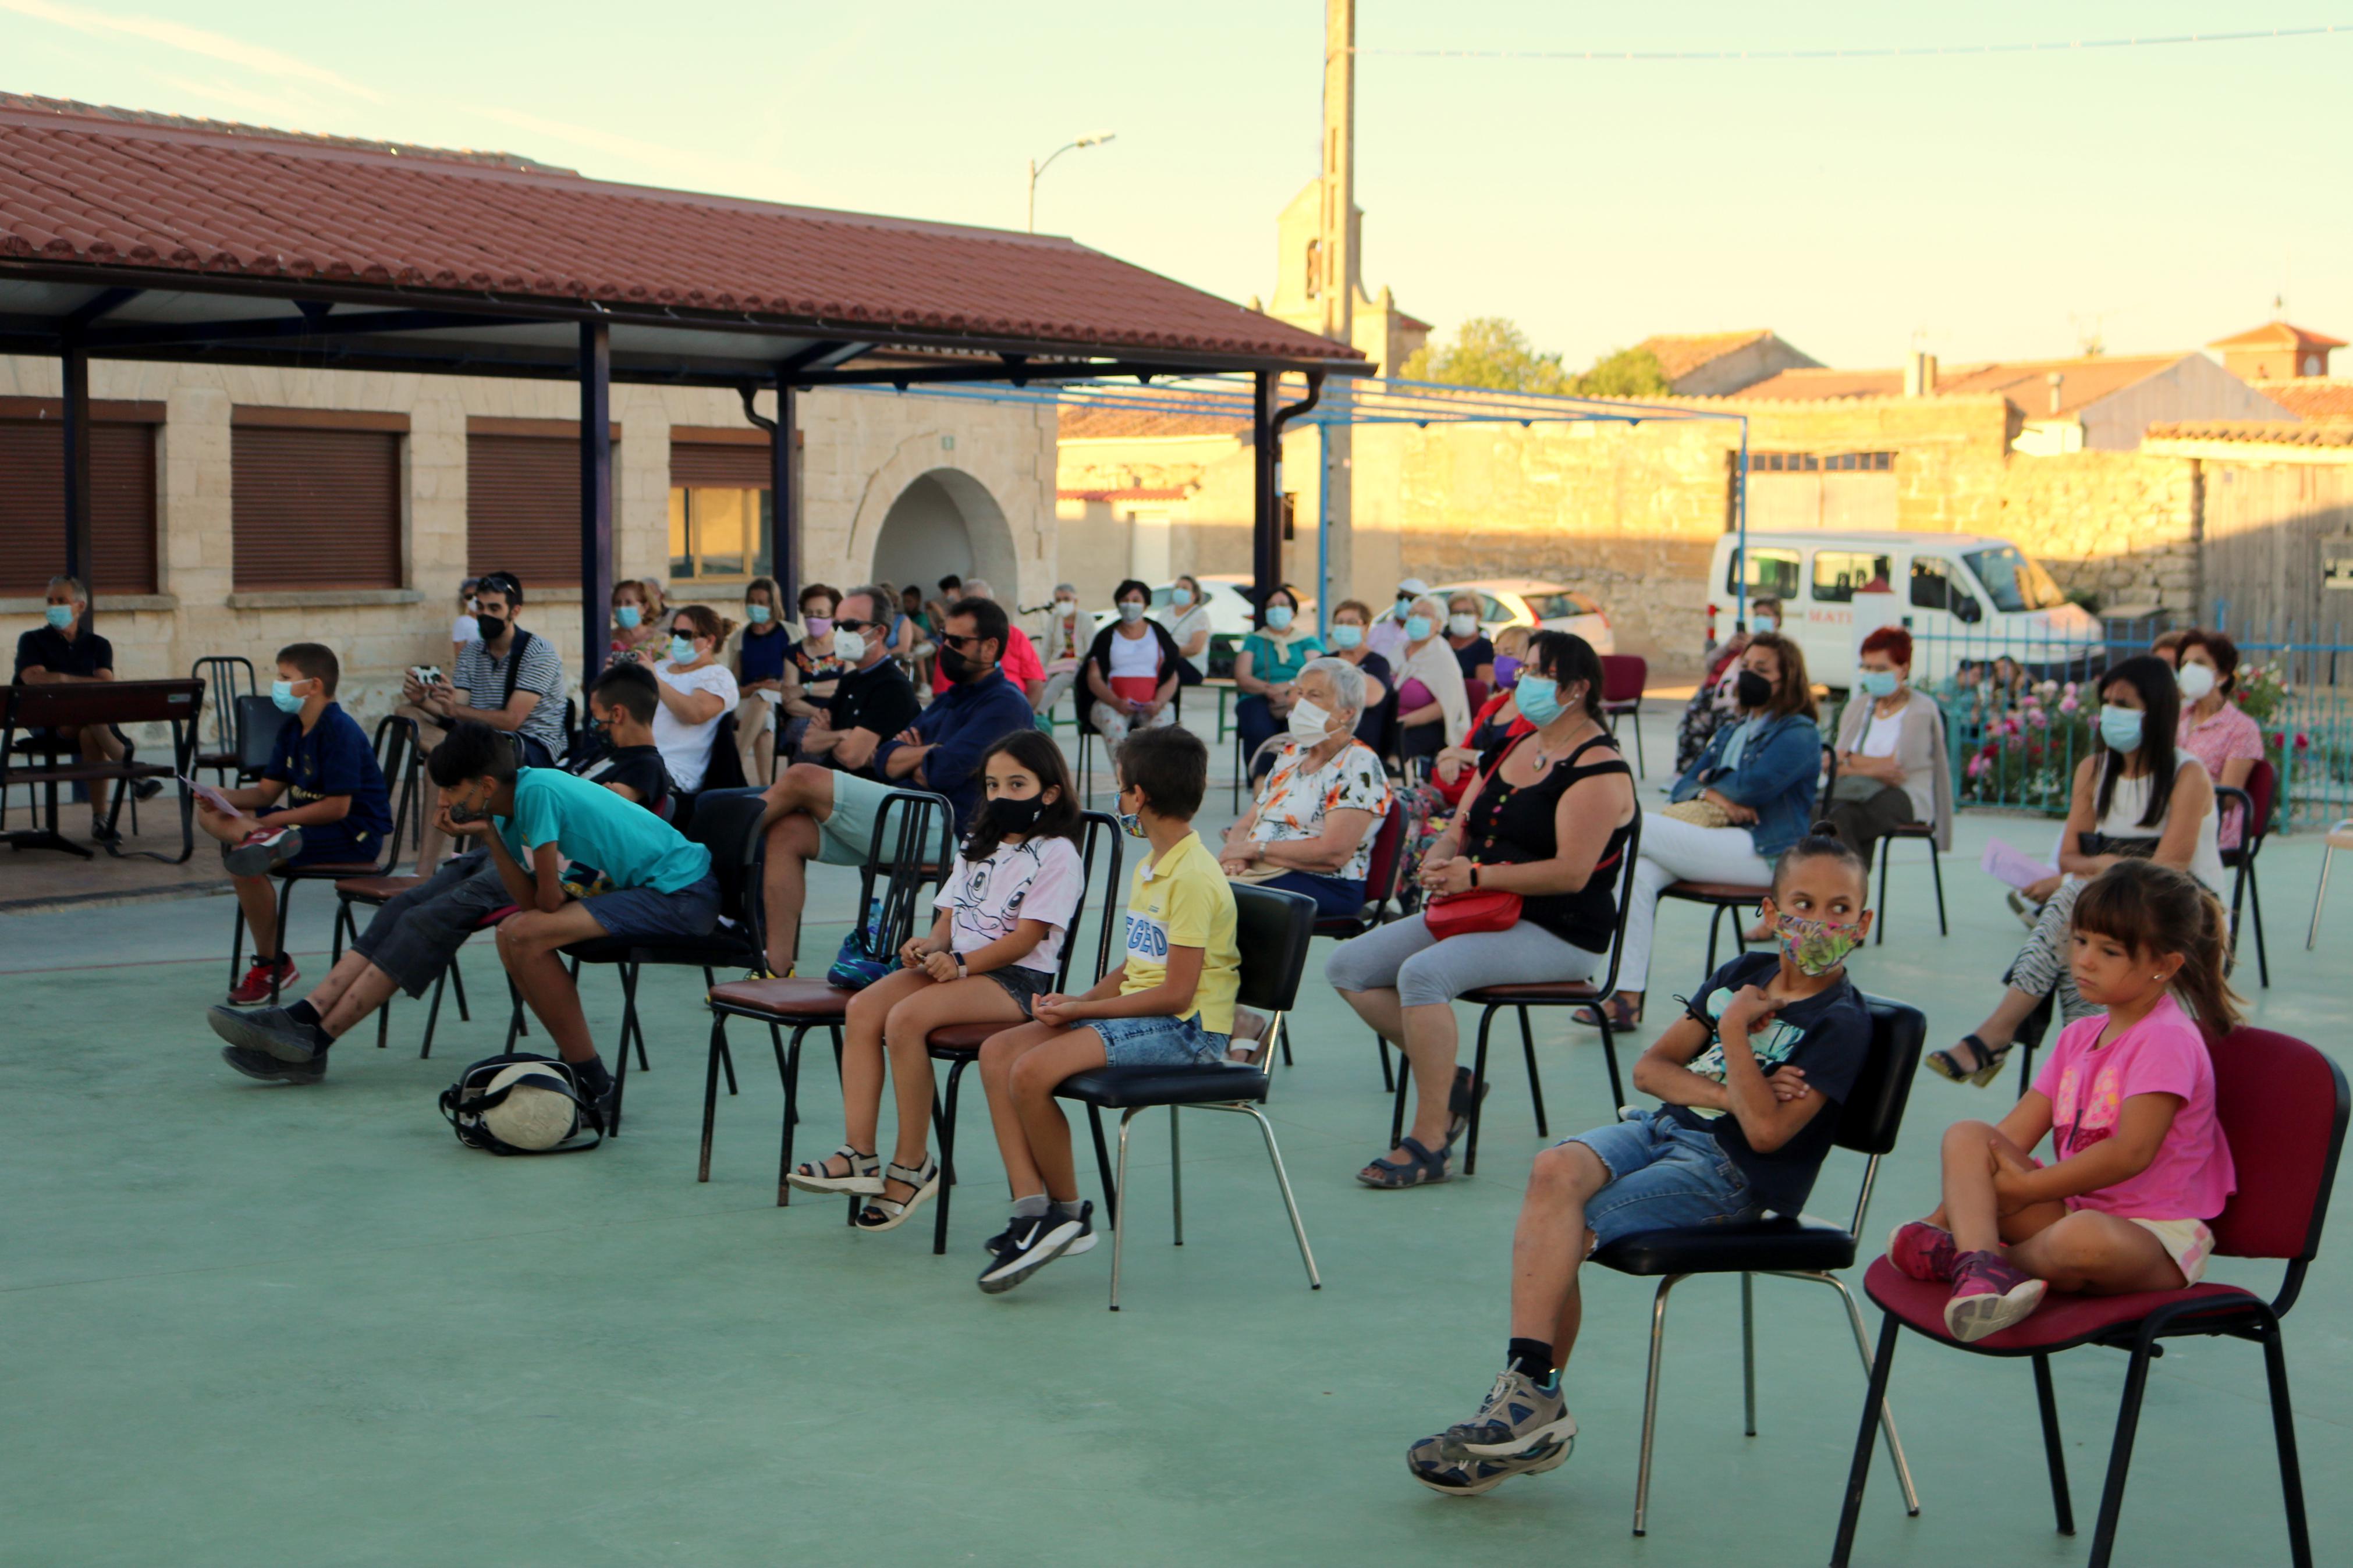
[869,468,1017,602]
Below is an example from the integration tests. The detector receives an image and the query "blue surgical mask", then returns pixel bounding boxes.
[1329,623,1364,650]
[670,635,697,664]
[1171,588,1194,607]
[1119,601,1146,624]
[1858,670,1900,698]
[1265,605,1294,631]
[269,678,304,714]
[1751,613,1777,635]
[1513,674,1564,727]
[1404,614,1434,642]
[615,605,641,629]
[44,605,73,631]
[746,604,772,625]
[2099,706,2145,753]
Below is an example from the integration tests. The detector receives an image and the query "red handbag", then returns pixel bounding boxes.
[1423,886,1523,939]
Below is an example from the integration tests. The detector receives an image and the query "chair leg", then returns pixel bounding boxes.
[1928,841,1947,934]
[229,904,245,986]
[1630,1272,1687,1537]
[1875,845,1891,945]
[2260,1317,2315,1568]
[1809,1270,1921,1515]
[1632,710,1645,777]
[1741,1272,1756,1436]
[2033,1353,2076,1535]
[2249,862,2270,988]
[1389,1044,1409,1150]
[1596,1012,1627,1110]
[268,880,296,1003]
[2086,1338,2160,1568]
[1830,1313,1903,1567]
[1169,1105,1183,1246]
[697,1014,728,1183]
[2308,842,2335,950]
[417,967,446,1058]
[1517,1006,1548,1139]
[1375,1032,1394,1093]
[776,1025,809,1206]
[1109,1108,1136,1311]
[932,1056,972,1257]
[1087,1104,1119,1219]
[1234,1103,1321,1290]
[1465,1005,1495,1176]
[449,951,471,1021]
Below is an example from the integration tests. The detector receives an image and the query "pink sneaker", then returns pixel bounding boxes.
[1886,1221,1960,1283]
[1944,1250,2047,1343]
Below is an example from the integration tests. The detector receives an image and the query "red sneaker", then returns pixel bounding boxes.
[1886,1221,1960,1282]
[1944,1250,2047,1343]
[226,956,299,1006]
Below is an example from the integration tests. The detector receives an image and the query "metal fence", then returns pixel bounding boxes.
[1901,611,2353,831]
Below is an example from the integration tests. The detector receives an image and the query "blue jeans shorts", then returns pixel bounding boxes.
[1566,1108,1759,1248]
[1090,1012,1230,1068]
[581,873,721,944]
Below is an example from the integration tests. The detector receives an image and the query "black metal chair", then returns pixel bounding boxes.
[1596,997,1925,1535]
[1831,1024,2345,1568]
[1053,882,1322,1310]
[1320,805,1410,1090]
[2217,759,2276,987]
[698,790,955,1198]
[1872,820,1947,943]
[1388,808,1645,1175]
[190,655,256,787]
[228,714,421,1004]
[920,810,1124,1254]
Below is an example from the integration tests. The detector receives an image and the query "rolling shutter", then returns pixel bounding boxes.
[0,417,159,597]
[671,440,772,488]
[232,426,402,589]
[468,433,582,586]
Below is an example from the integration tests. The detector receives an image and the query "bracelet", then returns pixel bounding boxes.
[1470,863,1481,888]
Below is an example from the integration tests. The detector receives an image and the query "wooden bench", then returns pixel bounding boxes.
[1,679,203,861]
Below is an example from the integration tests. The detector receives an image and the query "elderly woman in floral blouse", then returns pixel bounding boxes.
[1219,656,1392,919]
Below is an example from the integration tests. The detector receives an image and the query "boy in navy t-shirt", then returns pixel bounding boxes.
[196,642,392,1004]
[1404,832,1876,1497]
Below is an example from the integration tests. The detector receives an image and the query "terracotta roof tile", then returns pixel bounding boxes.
[1635,329,1773,382]
[2254,378,2353,420]
[0,95,1361,366]
[1058,486,1193,502]
[1057,406,1247,440]
[2207,321,2347,352]
[2146,421,2353,447]
[1730,367,1904,400]
[1734,353,2186,415]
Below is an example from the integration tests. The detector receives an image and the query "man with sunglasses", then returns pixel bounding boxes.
[745,595,1034,976]
[793,585,918,779]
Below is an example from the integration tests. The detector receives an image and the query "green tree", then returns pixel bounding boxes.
[1399,316,1570,394]
[1570,346,1671,397]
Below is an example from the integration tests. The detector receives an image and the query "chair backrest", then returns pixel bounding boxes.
[191,656,255,755]
[1360,804,1408,913]
[363,714,421,874]
[1062,810,1128,990]
[1837,998,1927,1156]
[2246,758,2277,844]
[1231,882,1318,1013]
[684,788,769,925]
[1820,741,1839,799]
[235,694,281,775]
[857,789,959,955]
[1600,654,1647,705]
[699,709,747,792]
[1463,677,1490,717]
[2208,1029,2349,1293]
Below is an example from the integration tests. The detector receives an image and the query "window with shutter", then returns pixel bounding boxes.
[0,415,159,596]
[467,433,583,585]
[232,426,402,589]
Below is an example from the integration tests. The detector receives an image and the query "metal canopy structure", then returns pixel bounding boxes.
[0,94,1367,680]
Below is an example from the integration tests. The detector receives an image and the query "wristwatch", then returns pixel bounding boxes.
[953,953,968,979]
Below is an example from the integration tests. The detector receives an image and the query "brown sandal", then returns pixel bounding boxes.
[1570,994,1641,1030]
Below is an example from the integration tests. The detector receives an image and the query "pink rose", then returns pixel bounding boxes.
[2058,694,2079,713]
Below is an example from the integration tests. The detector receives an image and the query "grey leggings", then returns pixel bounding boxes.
[2007,876,2092,1024]
[1325,911,1607,1008]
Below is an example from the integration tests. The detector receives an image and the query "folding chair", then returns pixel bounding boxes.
[2216,758,2275,986]
[1599,997,1925,1535]
[1387,808,1644,1174]
[698,791,955,1198]
[1599,654,1648,776]
[1831,1025,2347,1568]
[1053,882,1323,1310]
[228,715,420,1005]
[190,656,257,787]
[920,810,1125,1253]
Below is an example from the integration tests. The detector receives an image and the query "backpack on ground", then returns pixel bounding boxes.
[439,1053,606,1154]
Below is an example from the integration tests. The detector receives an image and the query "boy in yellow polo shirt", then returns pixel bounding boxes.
[974,726,1240,1294]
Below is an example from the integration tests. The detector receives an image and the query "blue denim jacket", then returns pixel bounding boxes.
[1669,710,1822,857]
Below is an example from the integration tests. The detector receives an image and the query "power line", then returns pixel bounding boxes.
[1353,23,2347,63]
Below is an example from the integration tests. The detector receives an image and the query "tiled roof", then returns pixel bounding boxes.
[1636,329,1774,382]
[2208,321,2347,352]
[1731,367,1904,401]
[2255,378,2353,420]
[2146,421,2353,447]
[1734,354,2185,415]
[1058,486,1194,502]
[0,94,1360,365]
[1057,406,1248,440]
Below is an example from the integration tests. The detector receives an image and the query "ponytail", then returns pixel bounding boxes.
[2072,861,2244,1036]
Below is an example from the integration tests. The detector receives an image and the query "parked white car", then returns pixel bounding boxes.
[1703,528,2100,687]
[1429,579,1617,657]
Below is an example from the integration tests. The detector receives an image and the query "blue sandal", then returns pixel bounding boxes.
[1358,1136,1454,1189]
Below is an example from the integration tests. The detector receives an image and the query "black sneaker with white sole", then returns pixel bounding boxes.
[977,1201,1094,1294]
[984,1212,1098,1261]
[207,1004,327,1064]
[220,1044,326,1084]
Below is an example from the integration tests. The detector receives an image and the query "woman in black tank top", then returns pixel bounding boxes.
[1329,632,1640,1188]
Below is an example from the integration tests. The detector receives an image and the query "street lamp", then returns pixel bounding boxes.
[1027,131,1116,232]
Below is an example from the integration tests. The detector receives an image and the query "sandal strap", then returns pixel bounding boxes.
[883,1157,935,1186]
[797,1144,877,1177]
[1398,1135,1450,1172]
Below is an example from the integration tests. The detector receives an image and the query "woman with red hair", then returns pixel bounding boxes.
[1825,625,1951,870]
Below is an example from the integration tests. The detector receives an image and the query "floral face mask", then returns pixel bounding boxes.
[1773,910,1865,976]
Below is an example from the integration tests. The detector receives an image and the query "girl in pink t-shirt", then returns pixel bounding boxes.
[1887,861,2241,1342]
[785,730,1086,1235]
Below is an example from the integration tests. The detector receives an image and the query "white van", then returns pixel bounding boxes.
[1703,529,2100,688]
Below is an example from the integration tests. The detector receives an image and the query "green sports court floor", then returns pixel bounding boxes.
[5,786,2347,1566]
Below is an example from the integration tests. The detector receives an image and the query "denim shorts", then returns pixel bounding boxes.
[1566,1108,1759,1248]
[983,962,1056,1016]
[1091,1012,1230,1068]
[581,873,720,944]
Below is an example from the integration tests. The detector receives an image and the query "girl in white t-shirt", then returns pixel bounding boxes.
[787,730,1087,1233]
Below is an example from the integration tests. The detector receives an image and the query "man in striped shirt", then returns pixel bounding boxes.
[400,570,567,874]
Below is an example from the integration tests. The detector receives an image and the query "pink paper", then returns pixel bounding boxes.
[1980,837,2050,891]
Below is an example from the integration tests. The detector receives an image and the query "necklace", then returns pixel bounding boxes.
[1528,717,1600,771]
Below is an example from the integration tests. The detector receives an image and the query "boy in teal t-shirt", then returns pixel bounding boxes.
[431,720,716,1101]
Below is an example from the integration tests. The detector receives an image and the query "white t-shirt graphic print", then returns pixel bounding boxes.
[935,835,1085,975]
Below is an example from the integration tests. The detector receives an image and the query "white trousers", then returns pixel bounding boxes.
[1620,812,1774,994]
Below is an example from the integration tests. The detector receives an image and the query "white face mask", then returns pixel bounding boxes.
[1447,613,1478,639]
[1055,600,1077,619]
[832,628,867,666]
[2177,662,2217,701]
[1287,698,1333,744]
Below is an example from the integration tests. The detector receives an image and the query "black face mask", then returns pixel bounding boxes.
[939,641,991,683]
[477,614,509,642]
[1734,669,1774,710]
[983,794,1047,835]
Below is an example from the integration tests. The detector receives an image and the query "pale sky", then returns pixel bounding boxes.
[3,0,2347,372]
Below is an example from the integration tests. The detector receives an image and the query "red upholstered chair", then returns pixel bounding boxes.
[1829,1026,2348,1568]
[1599,654,1647,775]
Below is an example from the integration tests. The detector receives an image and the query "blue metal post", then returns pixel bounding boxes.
[1316,413,1332,639]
